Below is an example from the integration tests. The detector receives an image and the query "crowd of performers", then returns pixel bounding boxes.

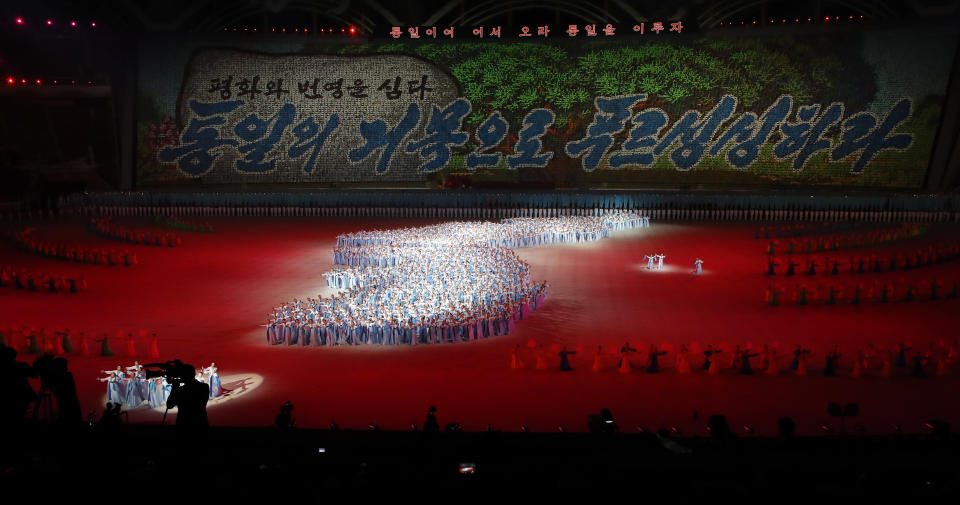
[763,223,925,256]
[267,212,647,346]
[6,228,138,266]
[1,266,87,294]
[98,361,222,409]
[0,327,160,359]
[764,242,960,277]
[512,340,958,378]
[88,217,182,247]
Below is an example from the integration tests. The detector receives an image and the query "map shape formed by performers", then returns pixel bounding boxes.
[267,213,646,346]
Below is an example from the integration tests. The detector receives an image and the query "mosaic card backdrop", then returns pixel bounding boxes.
[137,26,958,189]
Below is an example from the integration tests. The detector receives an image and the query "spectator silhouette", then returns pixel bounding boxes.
[96,402,122,429]
[0,345,36,428]
[423,405,439,434]
[275,401,294,429]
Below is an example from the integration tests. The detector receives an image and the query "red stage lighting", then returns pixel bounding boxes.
[70,21,77,27]
[46,19,52,25]
[20,78,26,84]
[6,77,14,85]
[341,28,345,33]
[16,17,24,25]
[349,26,356,34]
[824,16,830,21]
[35,79,41,85]
[91,22,96,27]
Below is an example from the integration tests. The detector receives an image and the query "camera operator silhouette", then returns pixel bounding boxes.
[145,360,208,436]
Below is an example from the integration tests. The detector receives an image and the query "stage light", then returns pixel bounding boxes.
[849,15,853,20]
[293,28,298,32]
[16,17,24,25]
[53,80,57,84]
[6,77,13,85]
[303,28,308,32]
[20,78,26,84]
[70,21,77,27]
[824,16,830,21]
[35,79,41,85]
[349,26,356,34]
[91,22,96,27]
[46,19,52,26]
[341,28,345,33]
[281,28,286,32]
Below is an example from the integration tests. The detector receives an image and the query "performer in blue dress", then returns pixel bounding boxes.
[147,377,164,408]
[124,372,145,408]
[204,362,222,398]
[693,258,703,275]
[98,370,122,405]
[656,254,666,270]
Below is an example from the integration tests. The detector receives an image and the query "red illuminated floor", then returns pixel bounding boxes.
[2,216,959,435]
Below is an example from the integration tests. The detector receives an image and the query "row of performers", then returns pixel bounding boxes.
[765,246,960,276]
[98,362,222,408]
[267,303,540,346]
[7,229,138,267]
